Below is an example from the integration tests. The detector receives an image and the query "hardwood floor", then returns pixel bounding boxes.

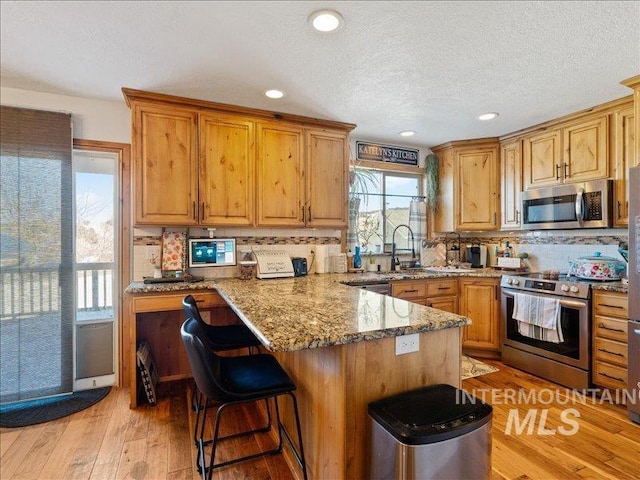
[1,361,639,479]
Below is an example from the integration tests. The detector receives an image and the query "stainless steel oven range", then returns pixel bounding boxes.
[501,273,591,390]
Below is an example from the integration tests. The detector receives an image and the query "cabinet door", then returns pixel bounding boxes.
[256,123,305,226]
[306,129,348,227]
[133,104,198,225]
[612,106,635,227]
[563,115,609,182]
[459,278,500,352]
[432,146,455,233]
[455,146,499,230]
[500,139,522,229]
[523,129,562,189]
[199,114,255,226]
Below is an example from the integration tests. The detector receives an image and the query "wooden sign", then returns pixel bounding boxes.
[356,141,419,166]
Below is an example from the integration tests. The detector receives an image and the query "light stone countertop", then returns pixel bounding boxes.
[125,273,476,352]
[589,281,628,293]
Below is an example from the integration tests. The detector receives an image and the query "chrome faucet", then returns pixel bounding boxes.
[391,224,416,271]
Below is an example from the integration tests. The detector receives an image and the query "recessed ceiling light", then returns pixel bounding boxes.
[264,89,285,99]
[477,112,499,121]
[399,131,415,137]
[309,9,344,32]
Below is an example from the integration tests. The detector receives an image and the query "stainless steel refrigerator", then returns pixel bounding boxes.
[628,165,640,424]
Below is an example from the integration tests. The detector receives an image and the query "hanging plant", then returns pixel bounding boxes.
[425,153,440,213]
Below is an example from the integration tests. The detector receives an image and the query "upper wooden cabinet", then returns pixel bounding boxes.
[123,88,355,227]
[612,105,636,227]
[432,139,500,232]
[523,114,609,189]
[500,139,522,230]
[132,103,198,225]
[200,113,255,226]
[257,123,305,227]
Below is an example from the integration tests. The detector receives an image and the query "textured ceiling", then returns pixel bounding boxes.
[1,1,639,148]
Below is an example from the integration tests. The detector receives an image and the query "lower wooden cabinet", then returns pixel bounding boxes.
[459,278,501,359]
[592,290,629,391]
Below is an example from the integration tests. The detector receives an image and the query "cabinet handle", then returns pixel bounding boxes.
[597,348,624,357]
[516,210,520,223]
[598,323,625,333]
[403,289,419,293]
[308,205,312,222]
[200,202,205,221]
[192,201,197,221]
[437,286,451,290]
[556,164,561,180]
[301,206,306,223]
[564,162,569,179]
[600,304,624,310]
[599,372,625,383]
[617,201,622,219]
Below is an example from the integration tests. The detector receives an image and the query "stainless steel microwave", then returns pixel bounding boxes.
[521,180,612,230]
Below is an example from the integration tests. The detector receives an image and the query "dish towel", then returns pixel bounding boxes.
[512,293,564,343]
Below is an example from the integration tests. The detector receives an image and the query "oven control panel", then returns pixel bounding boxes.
[500,275,590,299]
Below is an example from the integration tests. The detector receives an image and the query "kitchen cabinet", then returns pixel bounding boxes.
[459,278,500,358]
[500,138,523,230]
[256,125,349,227]
[123,88,355,228]
[132,103,199,225]
[592,290,628,391]
[432,138,500,232]
[612,104,636,227]
[257,123,305,226]
[523,114,609,189]
[390,278,458,313]
[200,113,255,226]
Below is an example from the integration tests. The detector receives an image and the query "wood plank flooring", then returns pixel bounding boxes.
[1,360,639,479]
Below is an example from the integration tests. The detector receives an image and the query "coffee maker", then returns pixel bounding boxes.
[465,244,487,268]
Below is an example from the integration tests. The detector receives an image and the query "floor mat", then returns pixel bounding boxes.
[462,355,499,380]
[0,387,111,428]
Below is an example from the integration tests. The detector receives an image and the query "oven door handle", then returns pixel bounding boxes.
[502,290,588,309]
[575,187,585,226]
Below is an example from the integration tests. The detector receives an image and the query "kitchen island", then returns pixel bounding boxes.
[125,274,472,479]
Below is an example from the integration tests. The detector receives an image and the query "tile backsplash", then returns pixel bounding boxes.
[131,227,342,281]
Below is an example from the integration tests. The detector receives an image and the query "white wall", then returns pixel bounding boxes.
[0,87,130,143]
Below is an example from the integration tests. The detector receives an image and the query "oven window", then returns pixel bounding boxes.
[524,194,577,224]
[505,298,581,359]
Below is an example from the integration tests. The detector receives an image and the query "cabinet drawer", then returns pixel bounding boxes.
[593,315,628,343]
[593,361,627,390]
[593,292,628,318]
[426,296,458,314]
[425,279,458,296]
[391,281,426,299]
[594,337,627,367]
[132,291,224,313]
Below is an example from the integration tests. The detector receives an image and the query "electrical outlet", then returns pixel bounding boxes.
[395,333,419,355]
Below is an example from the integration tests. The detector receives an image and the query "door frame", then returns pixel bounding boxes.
[73,139,131,387]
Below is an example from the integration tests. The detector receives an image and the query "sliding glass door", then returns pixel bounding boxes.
[0,107,74,403]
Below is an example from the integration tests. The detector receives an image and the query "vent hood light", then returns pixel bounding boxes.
[264,89,285,99]
[399,130,415,137]
[477,112,499,121]
[309,10,344,32]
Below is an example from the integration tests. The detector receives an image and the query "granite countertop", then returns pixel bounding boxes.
[588,281,629,293]
[125,274,472,352]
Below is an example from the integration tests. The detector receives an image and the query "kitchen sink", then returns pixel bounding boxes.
[423,266,475,273]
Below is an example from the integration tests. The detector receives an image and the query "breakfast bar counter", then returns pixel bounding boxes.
[124,274,471,479]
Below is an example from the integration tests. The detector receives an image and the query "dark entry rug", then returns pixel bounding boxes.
[0,387,111,428]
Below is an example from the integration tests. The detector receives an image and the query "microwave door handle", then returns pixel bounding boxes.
[575,188,585,226]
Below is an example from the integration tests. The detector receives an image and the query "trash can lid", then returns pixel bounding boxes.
[368,384,492,445]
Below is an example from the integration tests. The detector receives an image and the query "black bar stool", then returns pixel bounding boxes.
[181,317,307,480]
[182,294,262,433]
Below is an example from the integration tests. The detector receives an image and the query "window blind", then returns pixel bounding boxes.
[0,106,73,404]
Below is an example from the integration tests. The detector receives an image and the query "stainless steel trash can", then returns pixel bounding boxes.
[369,384,492,480]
